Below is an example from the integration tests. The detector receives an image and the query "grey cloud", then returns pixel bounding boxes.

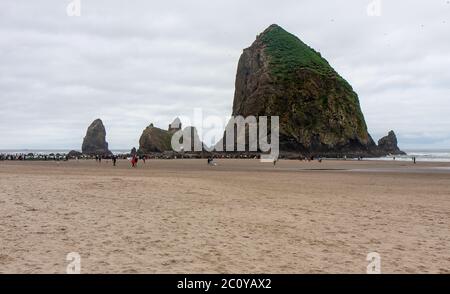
[0,0,449,149]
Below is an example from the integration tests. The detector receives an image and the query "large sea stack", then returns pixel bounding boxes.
[81,119,112,155]
[228,24,380,156]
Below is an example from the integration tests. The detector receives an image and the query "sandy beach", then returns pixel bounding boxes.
[0,159,449,274]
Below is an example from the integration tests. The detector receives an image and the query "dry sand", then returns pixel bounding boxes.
[0,159,449,274]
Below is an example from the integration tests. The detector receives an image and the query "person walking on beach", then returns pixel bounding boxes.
[131,155,137,168]
[112,155,117,167]
[413,156,416,164]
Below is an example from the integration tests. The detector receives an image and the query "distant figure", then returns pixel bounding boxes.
[99,156,102,164]
[413,156,416,164]
[273,158,278,167]
[207,157,217,166]
[131,155,137,168]
[318,157,322,163]
[393,157,396,161]
[95,155,99,163]
[142,155,146,164]
[112,155,117,166]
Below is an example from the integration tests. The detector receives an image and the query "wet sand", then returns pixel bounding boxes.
[0,159,449,273]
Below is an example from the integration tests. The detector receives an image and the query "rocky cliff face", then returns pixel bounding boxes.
[378,131,405,155]
[82,119,111,155]
[230,24,378,156]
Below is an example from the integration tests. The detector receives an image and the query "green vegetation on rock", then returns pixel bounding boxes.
[260,24,351,89]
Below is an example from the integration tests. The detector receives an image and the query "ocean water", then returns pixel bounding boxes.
[366,150,450,162]
[1,149,449,162]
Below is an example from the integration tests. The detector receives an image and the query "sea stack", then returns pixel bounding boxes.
[227,24,378,156]
[378,131,405,155]
[139,119,204,154]
[169,117,182,133]
[81,119,112,155]
[138,123,173,153]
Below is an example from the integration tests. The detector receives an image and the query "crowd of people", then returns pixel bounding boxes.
[0,153,69,161]
[0,152,220,168]
[0,152,419,166]
[0,153,152,169]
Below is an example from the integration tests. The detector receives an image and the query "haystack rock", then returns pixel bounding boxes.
[226,24,379,156]
[81,119,112,155]
[378,131,405,155]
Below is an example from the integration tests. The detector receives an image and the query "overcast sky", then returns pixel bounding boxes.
[0,0,449,150]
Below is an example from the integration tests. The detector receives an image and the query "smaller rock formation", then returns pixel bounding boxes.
[82,119,112,155]
[138,123,173,153]
[169,117,182,133]
[378,131,405,155]
[68,150,82,158]
[139,119,205,154]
